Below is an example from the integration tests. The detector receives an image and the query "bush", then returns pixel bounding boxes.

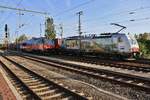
[137,39,150,57]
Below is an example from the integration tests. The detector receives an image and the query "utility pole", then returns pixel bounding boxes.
[59,24,63,39]
[40,23,45,51]
[0,4,49,52]
[40,23,42,37]
[76,11,83,49]
[16,10,22,51]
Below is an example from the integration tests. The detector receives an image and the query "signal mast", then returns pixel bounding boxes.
[4,24,9,50]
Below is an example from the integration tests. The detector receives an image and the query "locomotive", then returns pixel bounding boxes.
[20,37,62,52]
[19,32,139,58]
[63,33,139,58]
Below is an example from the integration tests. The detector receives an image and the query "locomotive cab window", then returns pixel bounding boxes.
[118,37,123,43]
[130,39,137,45]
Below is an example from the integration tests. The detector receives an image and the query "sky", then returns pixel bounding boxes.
[0,0,150,43]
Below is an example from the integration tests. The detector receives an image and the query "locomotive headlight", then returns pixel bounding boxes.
[133,53,136,56]
[130,47,139,52]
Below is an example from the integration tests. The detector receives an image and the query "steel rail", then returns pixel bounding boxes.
[1,56,88,100]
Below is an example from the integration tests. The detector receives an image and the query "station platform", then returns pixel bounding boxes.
[0,71,16,100]
[0,59,22,100]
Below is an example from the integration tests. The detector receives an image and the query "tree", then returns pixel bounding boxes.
[15,34,28,43]
[45,17,56,39]
[138,40,148,56]
[0,44,2,48]
[138,32,150,40]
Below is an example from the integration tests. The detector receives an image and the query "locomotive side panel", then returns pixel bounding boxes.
[92,37,113,53]
[79,37,113,53]
[64,39,80,50]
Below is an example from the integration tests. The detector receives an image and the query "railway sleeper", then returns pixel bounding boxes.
[37,89,60,96]
[21,77,39,81]
[29,83,49,89]
[18,90,29,95]
[22,94,34,100]
[33,86,53,92]
[19,76,36,79]
[15,73,30,77]
[1,56,92,100]
[32,86,56,93]
[61,96,74,100]
[41,92,67,100]
[26,81,46,86]
[23,79,43,84]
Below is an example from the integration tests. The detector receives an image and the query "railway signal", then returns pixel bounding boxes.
[5,24,8,38]
[59,24,63,39]
[4,24,9,50]
[5,32,8,38]
[4,24,9,38]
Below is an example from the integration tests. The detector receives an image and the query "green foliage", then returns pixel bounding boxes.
[137,32,150,40]
[0,44,2,48]
[15,34,28,43]
[45,17,56,39]
[137,39,150,56]
[45,29,56,39]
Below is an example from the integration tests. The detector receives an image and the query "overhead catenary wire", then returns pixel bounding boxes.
[83,6,150,23]
[54,0,96,26]
[82,16,150,29]
[45,0,150,36]
[58,5,150,28]
[54,0,95,17]
[81,16,150,34]
[0,0,24,29]
[0,5,48,15]
[0,3,49,42]
[113,16,150,24]
[0,1,48,29]
[1,0,150,39]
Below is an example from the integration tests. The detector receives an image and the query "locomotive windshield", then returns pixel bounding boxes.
[130,38,137,45]
[128,35,138,45]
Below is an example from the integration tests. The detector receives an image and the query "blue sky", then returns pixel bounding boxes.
[0,0,150,43]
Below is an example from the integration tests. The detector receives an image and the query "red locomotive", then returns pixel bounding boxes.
[20,37,62,52]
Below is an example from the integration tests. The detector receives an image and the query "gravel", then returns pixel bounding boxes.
[8,56,126,100]
[10,56,150,100]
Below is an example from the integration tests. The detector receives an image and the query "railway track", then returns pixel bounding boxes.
[0,56,88,100]
[7,51,150,73]
[13,53,150,93]
[47,54,150,73]
[131,58,150,65]
[45,52,150,65]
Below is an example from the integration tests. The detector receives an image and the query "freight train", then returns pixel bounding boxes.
[17,33,139,58]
